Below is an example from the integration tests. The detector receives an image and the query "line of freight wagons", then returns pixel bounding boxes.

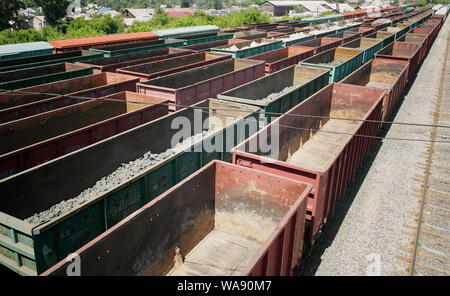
[0,7,443,276]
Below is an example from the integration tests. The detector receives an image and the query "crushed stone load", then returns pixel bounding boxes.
[25,130,215,225]
[255,85,298,104]
[318,61,342,67]
[225,41,269,51]
[281,32,310,42]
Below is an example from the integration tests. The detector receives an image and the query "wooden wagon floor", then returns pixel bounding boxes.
[366,81,394,90]
[287,119,360,172]
[166,228,262,276]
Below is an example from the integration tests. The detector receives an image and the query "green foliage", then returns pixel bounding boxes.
[0,0,26,31]
[319,11,334,16]
[0,8,270,45]
[128,8,270,32]
[294,6,305,13]
[34,0,70,26]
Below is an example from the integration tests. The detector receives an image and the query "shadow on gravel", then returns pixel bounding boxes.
[293,74,420,275]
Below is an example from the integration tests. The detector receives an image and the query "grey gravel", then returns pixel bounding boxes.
[25,130,215,225]
[297,17,449,276]
[256,85,298,104]
[318,61,342,67]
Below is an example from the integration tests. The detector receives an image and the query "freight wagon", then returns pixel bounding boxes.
[364,31,396,47]
[0,50,102,73]
[137,59,265,111]
[340,37,384,64]
[299,47,364,82]
[293,37,343,55]
[76,48,194,73]
[0,99,259,275]
[42,160,312,276]
[0,92,169,180]
[210,39,283,58]
[0,72,139,123]
[0,63,93,91]
[232,83,385,244]
[249,46,315,74]
[47,32,160,53]
[116,52,231,81]
[374,41,421,82]
[0,90,165,157]
[396,33,429,62]
[89,39,185,57]
[218,65,330,126]
[340,58,408,122]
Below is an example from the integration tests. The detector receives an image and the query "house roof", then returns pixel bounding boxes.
[124,9,154,19]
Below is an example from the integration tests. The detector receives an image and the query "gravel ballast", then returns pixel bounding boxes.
[25,130,215,225]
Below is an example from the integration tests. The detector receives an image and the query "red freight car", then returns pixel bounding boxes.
[136,59,265,111]
[0,72,139,123]
[249,46,315,75]
[374,41,421,82]
[340,58,408,123]
[232,83,385,244]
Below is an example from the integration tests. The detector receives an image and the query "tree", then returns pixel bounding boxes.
[181,0,191,8]
[34,0,70,27]
[0,0,25,31]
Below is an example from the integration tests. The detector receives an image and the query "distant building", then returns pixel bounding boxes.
[259,1,302,16]
[259,1,332,17]
[121,8,154,26]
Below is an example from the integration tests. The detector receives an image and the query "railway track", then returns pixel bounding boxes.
[401,21,450,276]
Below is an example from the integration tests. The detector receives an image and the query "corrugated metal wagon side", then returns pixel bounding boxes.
[116,52,231,81]
[249,46,315,74]
[299,47,364,82]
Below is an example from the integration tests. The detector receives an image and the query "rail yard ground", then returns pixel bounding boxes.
[299,16,450,276]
